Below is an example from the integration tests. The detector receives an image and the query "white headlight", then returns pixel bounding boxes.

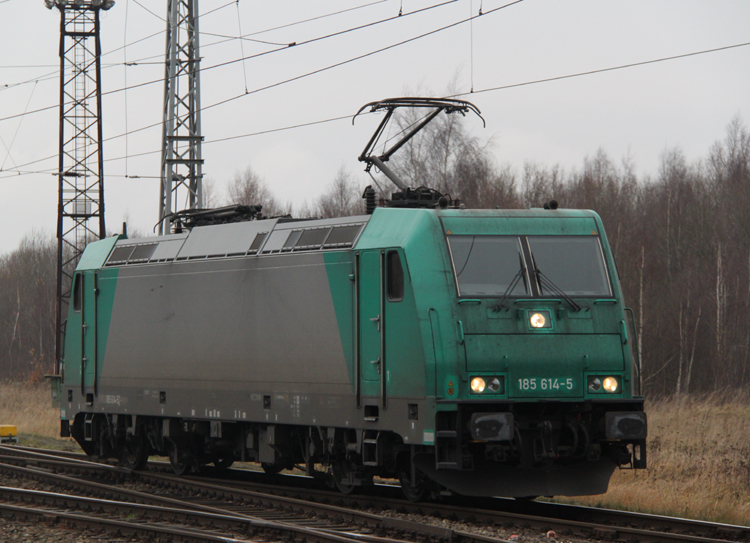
[530,312,547,328]
[603,376,619,393]
[488,377,502,392]
[470,377,486,393]
[588,377,602,392]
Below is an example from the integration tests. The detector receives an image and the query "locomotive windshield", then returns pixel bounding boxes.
[528,236,611,297]
[447,235,611,298]
[447,236,528,297]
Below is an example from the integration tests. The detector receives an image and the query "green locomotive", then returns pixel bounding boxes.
[57,99,646,500]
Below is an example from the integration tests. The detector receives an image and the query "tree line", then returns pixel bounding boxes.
[1,114,748,398]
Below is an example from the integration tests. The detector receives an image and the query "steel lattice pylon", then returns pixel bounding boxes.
[49,1,111,371]
[159,0,203,235]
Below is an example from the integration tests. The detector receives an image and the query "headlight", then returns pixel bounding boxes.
[602,376,619,392]
[588,376,620,393]
[487,377,502,392]
[471,377,486,393]
[470,376,504,394]
[528,310,552,329]
[530,312,547,328]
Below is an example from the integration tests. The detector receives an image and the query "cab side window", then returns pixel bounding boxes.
[387,250,404,302]
[73,274,82,312]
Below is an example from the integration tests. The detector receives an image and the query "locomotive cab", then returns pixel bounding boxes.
[386,207,647,497]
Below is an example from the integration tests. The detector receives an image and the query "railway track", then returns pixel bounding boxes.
[0,446,503,543]
[144,471,750,543]
[0,445,747,543]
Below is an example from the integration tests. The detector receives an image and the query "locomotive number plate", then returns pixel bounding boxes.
[516,377,574,391]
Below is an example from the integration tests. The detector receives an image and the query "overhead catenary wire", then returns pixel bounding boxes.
[0,112,360,178]
[0,0,501,134]
[453,40,750,97]
[3,38,750,177]
[0,0,464,122]
[469,0,475,92]
[201,0,236,19]
[93,0,466,85]
[131,0,165,23]
[105,0,395,63]
[123,0,130,178]
[203,0,462,73]
[164,0,525,119]
[97,37,750,164]
[222,0,390,41]
[0,0,241,93]
[0,80,37,171]
[132,0,234,23]
[235,0,249,94]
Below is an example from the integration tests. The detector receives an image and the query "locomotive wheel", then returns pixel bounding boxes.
[121,431,149,470]
[94,417,116,460]
[213,455,234,471]
[331,462,356,495]
[261,462,284,475]
[398,467,431,502]
[169,445,192,475]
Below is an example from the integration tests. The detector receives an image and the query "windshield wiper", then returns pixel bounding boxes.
[492,268,525,313]
[534,268,581,312]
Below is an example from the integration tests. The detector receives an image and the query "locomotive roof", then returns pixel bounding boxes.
[77,207,604,271]
[91,214,370,269]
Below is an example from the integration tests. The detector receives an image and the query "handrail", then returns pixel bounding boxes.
[624,307,642,396]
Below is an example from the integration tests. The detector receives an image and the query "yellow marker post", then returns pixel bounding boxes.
[0,425,18,444]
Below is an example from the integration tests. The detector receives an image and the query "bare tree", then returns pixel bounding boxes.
[226,167,289,217]
[312,168,363,218]
[201,177,220,209]
[0,232,56,381]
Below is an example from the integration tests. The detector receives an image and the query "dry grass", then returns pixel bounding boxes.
[0,380,82,452]
[553,390,750,525]
[0,381,61,438]
[3,383,750,524]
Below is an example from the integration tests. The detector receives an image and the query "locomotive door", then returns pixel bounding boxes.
[358,250,384,405]
[80,271,99,395]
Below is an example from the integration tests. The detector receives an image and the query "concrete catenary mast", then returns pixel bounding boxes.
[45,0,114,373]
[159,0,204,235]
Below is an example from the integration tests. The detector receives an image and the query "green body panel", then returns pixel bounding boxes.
[465,334,623,373]
[441,214,600,236]
[358,251,383,395]
[381,249,426,399]
[62,236,124,395]
[63,267,120,394]
[356,209,460,412]
[76,236,123,270]
[354,207,635,413]
[323,251,356,384]
[465,334,624,399]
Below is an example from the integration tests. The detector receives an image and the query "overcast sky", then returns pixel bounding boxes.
[1,0,748,255]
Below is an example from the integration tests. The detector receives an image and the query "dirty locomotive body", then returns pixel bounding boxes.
[60,207,646,499]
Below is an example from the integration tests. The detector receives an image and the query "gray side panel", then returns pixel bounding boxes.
[101,253,348,388]
[176,220,279,258]
[150,239,187,261]
[274,216,370,230]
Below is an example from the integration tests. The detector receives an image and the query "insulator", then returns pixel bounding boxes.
[363,185,377,215]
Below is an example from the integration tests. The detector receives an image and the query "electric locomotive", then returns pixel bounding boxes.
[56,99,646,500]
